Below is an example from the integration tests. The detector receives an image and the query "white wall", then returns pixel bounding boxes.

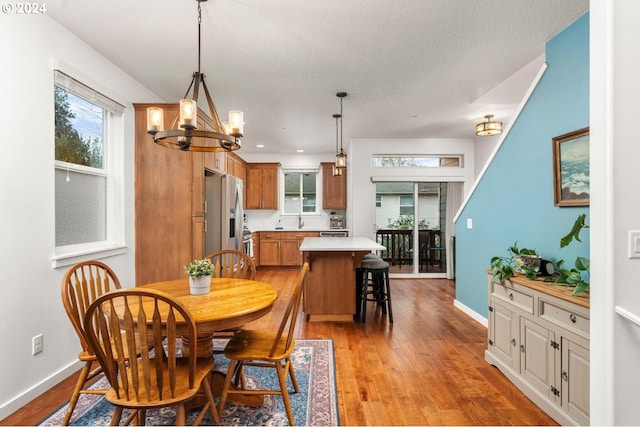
[349,138,475,240]
[0,14,160,417]
[590,1,640,424]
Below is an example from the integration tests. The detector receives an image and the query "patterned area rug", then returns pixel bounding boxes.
[38,339,338,426]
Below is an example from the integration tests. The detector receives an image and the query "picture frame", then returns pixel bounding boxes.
[553,127,590,207]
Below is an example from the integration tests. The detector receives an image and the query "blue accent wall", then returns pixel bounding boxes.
[455,13,589,317]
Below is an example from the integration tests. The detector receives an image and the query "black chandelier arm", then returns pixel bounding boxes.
[151,129,240,152]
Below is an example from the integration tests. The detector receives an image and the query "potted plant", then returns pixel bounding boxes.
[491,243,540,282]
[555,214,590,295]
[184,258,214,295]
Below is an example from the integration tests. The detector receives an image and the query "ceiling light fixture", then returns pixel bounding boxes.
[332,113,343,176]
[146,0,243,152]
[335,92,347,173]
[476,114,502,136]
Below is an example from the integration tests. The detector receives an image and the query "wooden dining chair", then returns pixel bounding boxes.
[83,288,220,426]
[60,260,123,426]
[205,249,257,345]
[205,249,256,280]
[217,262,309,426]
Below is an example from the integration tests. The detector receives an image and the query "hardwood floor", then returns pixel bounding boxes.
[1,269,557,426]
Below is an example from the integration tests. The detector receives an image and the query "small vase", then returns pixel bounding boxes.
[189,275,211,295]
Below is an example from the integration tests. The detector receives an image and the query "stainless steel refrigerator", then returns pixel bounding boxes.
[204,172,244,255]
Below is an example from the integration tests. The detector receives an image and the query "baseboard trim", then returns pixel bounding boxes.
[0,360,82,420]
[453,298,488,327]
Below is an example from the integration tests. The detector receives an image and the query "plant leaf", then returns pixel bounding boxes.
[560,214,588,248]
[575,256,590,271]
[572,282,589,295]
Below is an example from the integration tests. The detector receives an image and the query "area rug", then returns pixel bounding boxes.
[38,339,338,426]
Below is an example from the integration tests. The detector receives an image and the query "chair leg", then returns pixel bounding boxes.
[110,406,123,426]
[175,404,186,426]
[201,375,221,425]
[218,359,237,417]
[384,270,393,323]
[286,357,299,393]
[62,361,92,425]
[274,361,295,426]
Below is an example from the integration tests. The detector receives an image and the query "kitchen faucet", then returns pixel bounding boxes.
[298,214,304,229]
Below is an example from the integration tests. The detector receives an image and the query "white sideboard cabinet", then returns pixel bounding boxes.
[485,273,589,426]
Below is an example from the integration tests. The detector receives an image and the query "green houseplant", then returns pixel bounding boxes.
[555,214,590,295]
[184,259,215,295]
[491,243,540,282]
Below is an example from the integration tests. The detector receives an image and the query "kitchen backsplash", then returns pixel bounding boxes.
[245,209,345,230]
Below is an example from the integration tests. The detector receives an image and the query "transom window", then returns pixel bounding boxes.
[372,155,461,168]
[283,170,318,215]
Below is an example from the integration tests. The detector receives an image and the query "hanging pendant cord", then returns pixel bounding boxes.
[339,97,344,151]
[197,1,202,75]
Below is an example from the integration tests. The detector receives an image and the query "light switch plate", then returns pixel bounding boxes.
[467,218,473,229]
[628,230,640,259]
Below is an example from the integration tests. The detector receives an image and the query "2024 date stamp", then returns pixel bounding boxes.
[2,3,47,14]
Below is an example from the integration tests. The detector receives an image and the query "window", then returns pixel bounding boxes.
[283,170,318,215]
[399,195,414,216]
[372,155,461,168]
[54,70,125,259]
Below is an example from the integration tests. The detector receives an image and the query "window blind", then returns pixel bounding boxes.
[54,70,125,115]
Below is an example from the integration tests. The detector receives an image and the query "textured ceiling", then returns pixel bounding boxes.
[46,0,588,154]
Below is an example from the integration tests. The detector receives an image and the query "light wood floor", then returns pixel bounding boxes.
[1,269,557,426]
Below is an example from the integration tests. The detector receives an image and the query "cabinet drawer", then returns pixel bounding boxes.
[491,281,534,314]
[260,233,281,240]
[540,299,589,338]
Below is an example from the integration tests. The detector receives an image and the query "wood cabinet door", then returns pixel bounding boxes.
[245,165,262,209]
[561,338,590,425]
[489,301,519,371]
[281,239,301,266]
[322,162,346,210]
[260,164,279,209]
[192,216,205,260]
[259,234,280,266]
[520,318,556,400]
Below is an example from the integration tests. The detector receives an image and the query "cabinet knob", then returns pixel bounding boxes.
[520,344,525,353]
[511,338,516,347]
[569,314,577,323]
[562,371,568,381]
[509,293,514,301]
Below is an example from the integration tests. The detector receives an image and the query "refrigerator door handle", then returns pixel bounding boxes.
[204,219,207,233]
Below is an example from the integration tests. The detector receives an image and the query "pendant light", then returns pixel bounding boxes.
[146,0,244,152]
[335,92,347,171]
[332,113,343,176]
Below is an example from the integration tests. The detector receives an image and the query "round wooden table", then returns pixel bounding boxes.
[141,277,277,358]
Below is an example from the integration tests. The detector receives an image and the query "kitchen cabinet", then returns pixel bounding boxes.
[486,274,589,426]
[246,163,279,209]
[321,162,347,210]
[134,103,228,286]
[257,231,318,267]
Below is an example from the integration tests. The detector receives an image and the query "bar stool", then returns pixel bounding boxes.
[359,255,393,323]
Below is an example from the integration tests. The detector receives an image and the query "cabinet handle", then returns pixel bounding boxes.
[520,344,525,353]
[562,371,568,381]
[511,338,516,347]
[509,293,514,301]
[569,314,577,323]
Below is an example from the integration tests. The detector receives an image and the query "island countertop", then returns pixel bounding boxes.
[299,237,385,252]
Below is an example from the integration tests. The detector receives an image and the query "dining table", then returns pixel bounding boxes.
[139,277,278,358]
[138,276,278,407]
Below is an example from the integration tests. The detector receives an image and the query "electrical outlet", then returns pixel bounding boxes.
[32,334,43,355]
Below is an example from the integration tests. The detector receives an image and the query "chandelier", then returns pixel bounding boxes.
[334,92,347,173]
[146,0,243,152]
[476,114,502,136]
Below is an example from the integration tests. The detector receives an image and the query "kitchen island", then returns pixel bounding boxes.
[300,237,385,321]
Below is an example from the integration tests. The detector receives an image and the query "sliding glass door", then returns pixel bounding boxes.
[374,182,448,277]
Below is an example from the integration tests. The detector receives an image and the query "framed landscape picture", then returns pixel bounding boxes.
[553,127,590,207]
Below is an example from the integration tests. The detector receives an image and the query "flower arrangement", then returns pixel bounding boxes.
[184,258,214,278]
